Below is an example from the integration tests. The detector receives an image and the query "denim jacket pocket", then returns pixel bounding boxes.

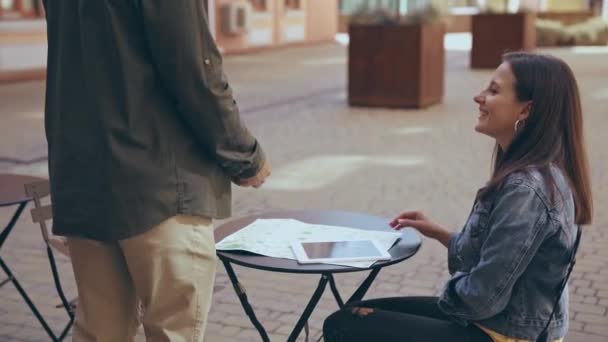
[459,201,490,265]
[469,200,490,238]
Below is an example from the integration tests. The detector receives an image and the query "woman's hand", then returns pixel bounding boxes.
[389,211,452,248]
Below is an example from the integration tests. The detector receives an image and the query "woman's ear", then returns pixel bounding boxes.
[519,102,532,120]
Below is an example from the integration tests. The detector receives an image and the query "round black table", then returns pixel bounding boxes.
[214,210,422,342]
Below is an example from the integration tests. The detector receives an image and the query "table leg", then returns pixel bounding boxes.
[0,257,60,341]
[0,202,27,290]
[0,202,26,249]
[0,202,73,341]
[220,257,270,342]
[326,268,384,308]
[314,268,384,342]
[346,267,382,304]
[327,274,344,307]
[287,274,329,342]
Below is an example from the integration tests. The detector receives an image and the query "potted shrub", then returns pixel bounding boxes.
[348,4,446,109]
[470,1,536,69]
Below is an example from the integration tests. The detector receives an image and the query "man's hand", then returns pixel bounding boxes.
[389,211,452,248]
[234,160,271,188]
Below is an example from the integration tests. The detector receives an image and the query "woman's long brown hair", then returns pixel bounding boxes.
[480,52,592,225]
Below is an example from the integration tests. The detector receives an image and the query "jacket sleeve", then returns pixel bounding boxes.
[137,0,265,179]
[447,231,463,275]
[438,183,552,324]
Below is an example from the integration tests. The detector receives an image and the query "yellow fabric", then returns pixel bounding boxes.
[476,324,564,342]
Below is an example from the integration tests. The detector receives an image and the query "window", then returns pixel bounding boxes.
[0,0,44,20]
[339,0,428,16]
[285,0,301,10]
[249,0,267,11]
[1,0,14,9]
[20,0,36,15]
[1,0,18,18]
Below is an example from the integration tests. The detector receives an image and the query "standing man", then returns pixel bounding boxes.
[43,1,270,341]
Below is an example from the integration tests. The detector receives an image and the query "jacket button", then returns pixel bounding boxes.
[204,58,211,65]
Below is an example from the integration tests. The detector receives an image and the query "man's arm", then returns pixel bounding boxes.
[137,0,266,181]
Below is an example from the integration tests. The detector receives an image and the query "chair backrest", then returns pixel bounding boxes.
[24,179,69,256]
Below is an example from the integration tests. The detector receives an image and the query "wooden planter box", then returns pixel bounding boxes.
[348,22,445,109]
[470,12,536,69]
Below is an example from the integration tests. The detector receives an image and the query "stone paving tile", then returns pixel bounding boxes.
[1,43,608,341]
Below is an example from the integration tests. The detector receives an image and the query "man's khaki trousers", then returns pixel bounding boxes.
[67,215,217,342]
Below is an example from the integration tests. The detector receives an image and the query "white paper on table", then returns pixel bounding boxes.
[215,218,402,268]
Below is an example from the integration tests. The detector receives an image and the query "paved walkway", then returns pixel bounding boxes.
[0,42,607,341]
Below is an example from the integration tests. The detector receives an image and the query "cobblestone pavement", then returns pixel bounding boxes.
[1,42,607,341]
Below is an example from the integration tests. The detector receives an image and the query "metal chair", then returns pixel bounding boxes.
[24,179,76,341]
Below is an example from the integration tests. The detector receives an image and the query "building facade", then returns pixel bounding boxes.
[211,0,337,54]
[0,0,338,82]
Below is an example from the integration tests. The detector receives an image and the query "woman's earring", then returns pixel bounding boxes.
[514,119,524,132]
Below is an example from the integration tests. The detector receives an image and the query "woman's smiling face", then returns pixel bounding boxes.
[473,61,531,150]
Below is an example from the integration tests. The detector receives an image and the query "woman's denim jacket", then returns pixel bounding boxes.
[438,165,578,341]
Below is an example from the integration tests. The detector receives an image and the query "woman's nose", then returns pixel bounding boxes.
[473,94,484,104]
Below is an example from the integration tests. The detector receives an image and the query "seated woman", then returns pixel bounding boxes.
[323,52,593,342]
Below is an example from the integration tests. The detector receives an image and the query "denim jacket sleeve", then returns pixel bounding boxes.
[438,183,553,324]
[137,0,265,179]
[447,232,462,275]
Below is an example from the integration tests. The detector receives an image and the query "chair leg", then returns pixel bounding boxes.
[57,317,75,341]
[46,246,76,317]
[47,245,77,341]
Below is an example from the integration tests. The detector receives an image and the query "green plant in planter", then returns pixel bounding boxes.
[535,16,608,46]
[350,3,442,26]
[567,17,608,45]
[350,7,397,25]
[400,4,442,24]
[536,19,569,46]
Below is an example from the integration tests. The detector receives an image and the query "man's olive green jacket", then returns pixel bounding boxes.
[43,0,265,241]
